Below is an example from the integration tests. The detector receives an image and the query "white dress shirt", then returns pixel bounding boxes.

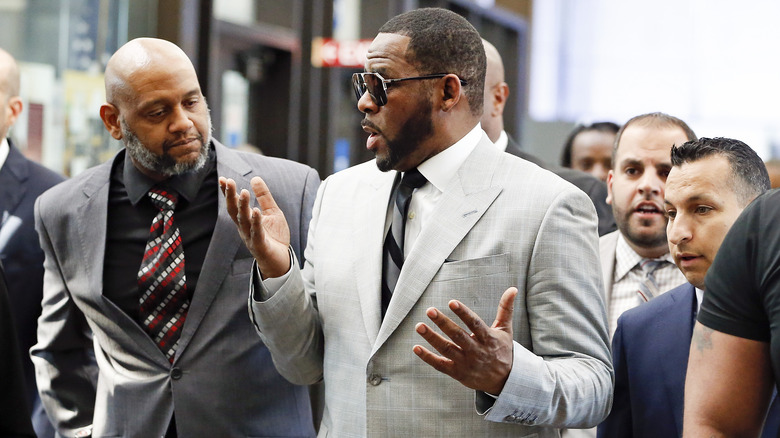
[0,138,10,172]
[401,123,482,256]
[492,130,508,152]
[695,287,703,313]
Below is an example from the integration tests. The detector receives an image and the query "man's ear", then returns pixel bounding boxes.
[606,169,615,205]
[491,82,509,117]
[7,96,22,126]
[99,103,123,140]
[440,74,463,112]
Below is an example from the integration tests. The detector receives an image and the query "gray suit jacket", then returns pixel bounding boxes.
[32,141,319,437]
[503,136,616,237]
[251,135,613,437]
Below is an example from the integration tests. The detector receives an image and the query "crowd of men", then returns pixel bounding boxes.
[1,6,779,438]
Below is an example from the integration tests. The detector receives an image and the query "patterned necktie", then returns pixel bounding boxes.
[636,258,665,302]
[381,168,427,317]
[138,188,189,363]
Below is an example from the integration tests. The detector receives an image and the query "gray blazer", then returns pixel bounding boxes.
[251,135,614,437]
[32,141,319,437]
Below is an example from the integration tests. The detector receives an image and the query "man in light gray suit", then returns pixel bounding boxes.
[31,38,318,437]
[222,8,612,437]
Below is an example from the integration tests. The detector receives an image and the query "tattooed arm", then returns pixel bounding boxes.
[683,322,774,437]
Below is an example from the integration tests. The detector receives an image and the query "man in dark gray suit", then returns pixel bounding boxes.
[0,46,63,438]
[480,39,615,236]
[32,38,318,438]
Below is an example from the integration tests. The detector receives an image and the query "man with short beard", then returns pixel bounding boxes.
[31,38,319,438]
[600,112,696,338]
[223,8,612,437]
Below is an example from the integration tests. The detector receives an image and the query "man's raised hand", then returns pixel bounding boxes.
[219,176,291,278]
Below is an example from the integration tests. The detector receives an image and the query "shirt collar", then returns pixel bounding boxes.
[493,130,509,152]
[614,232,675,281]
[124,142,216,206]
[416,123,483,193]
[695,287,704,313]
[0,138,10,172]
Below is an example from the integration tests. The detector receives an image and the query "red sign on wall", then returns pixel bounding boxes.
[311,38,372,68]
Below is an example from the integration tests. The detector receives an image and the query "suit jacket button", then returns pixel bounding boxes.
[170,367,183,380]
[368,374,382,386]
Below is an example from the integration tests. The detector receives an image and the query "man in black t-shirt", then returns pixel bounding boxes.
[685,188,780,436]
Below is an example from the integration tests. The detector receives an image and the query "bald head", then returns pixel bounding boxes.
[483,40,505,88]
[105,38,196,107]
[480,39,509,142]
[0,48,22,141]
[0,48,20,99]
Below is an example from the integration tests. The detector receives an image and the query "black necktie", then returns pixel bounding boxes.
[381,169,427,317]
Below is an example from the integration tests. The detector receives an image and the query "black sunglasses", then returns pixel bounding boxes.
[352,72,468,106]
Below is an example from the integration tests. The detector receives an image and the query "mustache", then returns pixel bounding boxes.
[163,133,203,151]
[361,119,381,133]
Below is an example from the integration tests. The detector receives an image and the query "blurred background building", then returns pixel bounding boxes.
[2,0,779,178]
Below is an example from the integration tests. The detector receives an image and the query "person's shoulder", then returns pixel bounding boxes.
[752,189,780,217]
[495,148,572,189]
[217,144,319,183]
[5,141,65,189]
[600,230,620,245]
[24,158,66,190]
[231,148,313,172]
[35,160,112,223]
[619,283,693,327]
[38,159,109,202]
[322,158,381,183]
[553,167,604,192]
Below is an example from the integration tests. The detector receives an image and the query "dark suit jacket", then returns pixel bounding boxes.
[0,261,36,437]
[0,139,64,435]
[505,136,616,236]
[599,283,780,437]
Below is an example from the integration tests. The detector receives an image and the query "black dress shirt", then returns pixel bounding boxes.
[103,145,217,322]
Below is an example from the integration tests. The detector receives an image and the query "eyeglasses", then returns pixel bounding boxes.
[352,72,468,106]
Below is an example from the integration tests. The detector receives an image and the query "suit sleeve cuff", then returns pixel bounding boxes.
[252,248,294,301]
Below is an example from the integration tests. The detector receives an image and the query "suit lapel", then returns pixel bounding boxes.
[372,139,503,355]
[661,284,697,436]
[354,170,396,346]
[174,142,249,359]
[78,154,172,364]
[77,160,111,305]
[599,231,619,303]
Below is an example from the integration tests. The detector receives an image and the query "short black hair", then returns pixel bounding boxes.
[613,112,697,167]
[379,8,486,117]
[671,137,770,205]
[560,121,620,167]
